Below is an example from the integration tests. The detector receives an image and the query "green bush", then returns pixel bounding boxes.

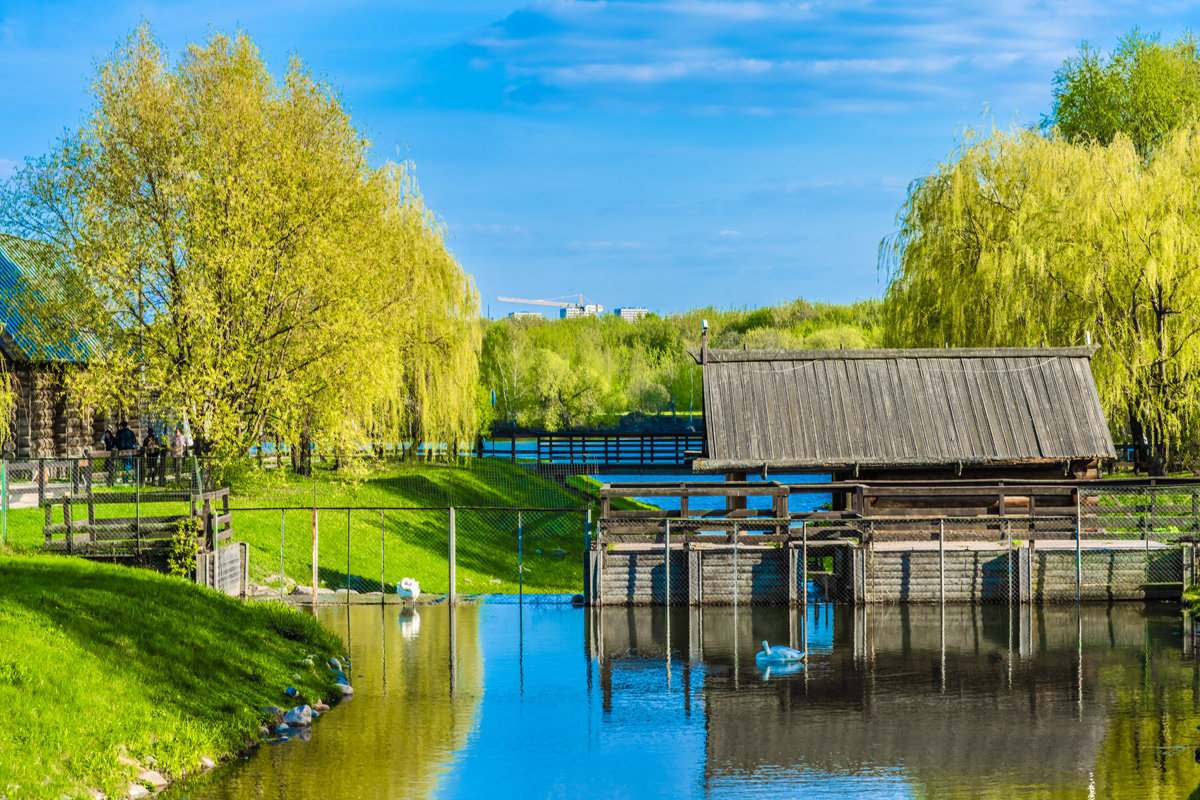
[169,517,201,578]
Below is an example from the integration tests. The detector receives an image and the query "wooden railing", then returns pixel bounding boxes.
[535,432,704,468]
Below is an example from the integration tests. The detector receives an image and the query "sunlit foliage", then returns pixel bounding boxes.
[0,26,479,456]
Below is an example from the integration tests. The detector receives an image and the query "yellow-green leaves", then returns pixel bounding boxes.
[1,25,479,455]
[883,123,1200,467]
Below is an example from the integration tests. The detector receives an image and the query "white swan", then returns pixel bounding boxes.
[755,640,805,665]
[397,576,421,601]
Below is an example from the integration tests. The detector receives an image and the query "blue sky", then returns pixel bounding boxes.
[1,1,1195,316]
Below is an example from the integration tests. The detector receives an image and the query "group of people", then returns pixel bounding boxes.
[100,421,190,458]
[99,421,191,484]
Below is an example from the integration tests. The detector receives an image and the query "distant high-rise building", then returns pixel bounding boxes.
[560,304,603,319]
[508,311,546,321]
[614,307,649,322]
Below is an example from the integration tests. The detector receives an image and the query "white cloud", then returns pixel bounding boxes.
[718,229,740,236]
[438,0,1151,115]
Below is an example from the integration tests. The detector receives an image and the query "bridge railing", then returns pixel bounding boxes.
[535,432,704,468]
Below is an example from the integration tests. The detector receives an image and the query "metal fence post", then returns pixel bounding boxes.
[1080,489,1089,606]
[279,509,286,602]
[1,459,7,546]
[939,519,945,605]
[801,520,807,607]
[664,519,671,607]
[449,507,457,605]
[311,506,319,602]
[518,510,524,599]
[380,509,386,604]
[1006,520,1013,606]
[346,508,351,605]
[135,459,141,556]
[733,522,739,606]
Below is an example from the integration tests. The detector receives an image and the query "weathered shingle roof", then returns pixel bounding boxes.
[690,346,1116,471]
[0,234,98,363]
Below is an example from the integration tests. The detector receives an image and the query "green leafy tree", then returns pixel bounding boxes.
[1048,30,1200,157]
[1,26,479,458]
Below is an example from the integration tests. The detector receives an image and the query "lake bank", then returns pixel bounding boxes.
[0,553,346,800]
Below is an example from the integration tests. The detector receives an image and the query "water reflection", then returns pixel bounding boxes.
[178,603,483,800]
[178,601,1200,800]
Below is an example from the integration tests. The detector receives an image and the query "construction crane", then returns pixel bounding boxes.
[498,294,604,317]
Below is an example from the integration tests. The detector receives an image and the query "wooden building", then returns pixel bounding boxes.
[691,346,1117,483]
[0,234,106,458]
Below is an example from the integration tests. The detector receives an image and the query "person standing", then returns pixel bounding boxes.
[172,425,186,478]
[115,421,138,483]
[142,428,161,484]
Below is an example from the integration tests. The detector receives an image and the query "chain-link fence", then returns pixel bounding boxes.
[591,518,857,606]
[1,453,594,602]
[592,484,1200,606]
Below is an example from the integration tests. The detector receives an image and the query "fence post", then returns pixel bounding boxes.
[733,523,739,606]
[311,506,319,602]
[801,520,807,607]
[380,509,386,604]
[279,509,286,603]
[664,519,671,607]
[346,508,351,605]
[135,459,142,556]
[449,507,457,605]
[1080,489,1089,606]
[1006,520,1013,606]
[938,519,945,605]
[1,459,7,546]
[518,510,524,599]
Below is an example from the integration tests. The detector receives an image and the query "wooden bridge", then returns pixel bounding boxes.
[488,428,705,473]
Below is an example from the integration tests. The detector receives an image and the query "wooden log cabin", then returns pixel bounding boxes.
[689,346,1118,519]
[0,234,107,458]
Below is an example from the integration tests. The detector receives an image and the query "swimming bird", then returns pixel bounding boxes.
[755,640,805,666]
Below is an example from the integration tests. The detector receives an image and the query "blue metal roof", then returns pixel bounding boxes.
[0,234,99,363]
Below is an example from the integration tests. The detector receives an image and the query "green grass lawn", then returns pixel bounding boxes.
[0,553,344,800]
[5,458,608,595]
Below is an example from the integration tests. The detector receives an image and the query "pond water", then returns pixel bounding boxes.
[174,600,1200,800]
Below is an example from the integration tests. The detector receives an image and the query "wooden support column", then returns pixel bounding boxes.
[787,544,799,606]
[1018,541,1033,604]
[724,472,747,513]
[852,546,866,605]
[687,545,702,606]
[585,548,603,606]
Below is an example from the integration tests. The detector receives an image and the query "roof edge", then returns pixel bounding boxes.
[686,345,1099,364]
[692,454,1116,474]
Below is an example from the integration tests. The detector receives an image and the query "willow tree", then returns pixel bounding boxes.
[882,125,1200,470]
[0,26,479,458]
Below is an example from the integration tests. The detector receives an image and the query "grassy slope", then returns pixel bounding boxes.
[0,553,344,800]
[5,459,607,595]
